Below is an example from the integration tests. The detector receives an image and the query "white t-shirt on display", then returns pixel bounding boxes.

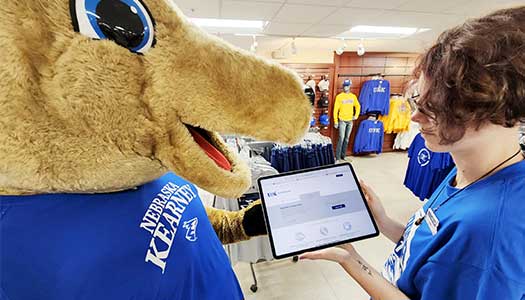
[306,79,317,92]
[318,79,329,92]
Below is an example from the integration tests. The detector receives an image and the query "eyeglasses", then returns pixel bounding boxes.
[408,94,420,111]
[408,94,434,118]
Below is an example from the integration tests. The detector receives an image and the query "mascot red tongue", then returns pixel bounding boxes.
[0,0,311,299]
[189,127,232,171]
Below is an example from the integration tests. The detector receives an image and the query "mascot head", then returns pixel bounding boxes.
[0,0,310,197]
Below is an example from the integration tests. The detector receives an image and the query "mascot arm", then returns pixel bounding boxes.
[206,200,267,244]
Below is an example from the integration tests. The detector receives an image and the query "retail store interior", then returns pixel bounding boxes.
[1,0,524,299]
[184,0,524,299]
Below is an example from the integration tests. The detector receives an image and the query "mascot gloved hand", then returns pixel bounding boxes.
[0,0,310,299]
[207,200,268,244]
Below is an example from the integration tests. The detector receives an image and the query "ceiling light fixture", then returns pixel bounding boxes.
[189,18,267,29]
[351,25,418,35]
[234,33,265,37]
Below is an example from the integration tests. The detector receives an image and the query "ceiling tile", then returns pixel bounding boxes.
[221,1,283,20]
[216,34,253,50]
[287,0,347,6]
[396,0,471,13]
[302,24,351,37]
[272,4,338,24]
[320,8,386,25]
[410,29,441,41]
[443,0,523,17]
[371,11,466,28]
[345,0,409,10]
[173,0,221,18]
[230,0,284,2]
[218,34,281,51]
[264,22,312,36]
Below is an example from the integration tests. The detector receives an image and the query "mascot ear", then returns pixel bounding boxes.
[70,0,156,53]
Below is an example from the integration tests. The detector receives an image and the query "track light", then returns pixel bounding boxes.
[291,38,298,55]
[336,38,347,56]
[357,39,365,56]
[250,35,258,53]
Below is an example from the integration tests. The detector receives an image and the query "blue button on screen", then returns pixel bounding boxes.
[332,204,346,210]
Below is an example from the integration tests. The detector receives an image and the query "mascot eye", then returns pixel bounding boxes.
[70,0,155,53]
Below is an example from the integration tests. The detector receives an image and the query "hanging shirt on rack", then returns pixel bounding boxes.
[352,120,385,154]
[214,158,277,265]
[379,97,412,133]
[306,79,317,93]
[394,121,420,150]
[359,79,391,115]
[333,92,361,125]
[318,79,329,92]
[404,134,455,200]
[270,145,335,172]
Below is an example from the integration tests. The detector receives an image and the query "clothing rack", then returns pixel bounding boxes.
[215,138,297,294]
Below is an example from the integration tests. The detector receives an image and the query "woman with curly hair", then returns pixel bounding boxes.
[302,6,525,300]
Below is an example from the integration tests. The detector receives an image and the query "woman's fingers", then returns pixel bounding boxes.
[300,247,352,263]
[299,249,336,261]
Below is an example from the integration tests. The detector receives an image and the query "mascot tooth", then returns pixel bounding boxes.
[0,0,310,299]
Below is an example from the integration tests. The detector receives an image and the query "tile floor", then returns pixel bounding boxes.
[233,152,423,300]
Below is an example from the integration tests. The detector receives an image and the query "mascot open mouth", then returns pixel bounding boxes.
[186,125,232,172]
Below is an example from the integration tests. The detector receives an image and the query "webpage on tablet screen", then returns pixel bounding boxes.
[261,165,376,256]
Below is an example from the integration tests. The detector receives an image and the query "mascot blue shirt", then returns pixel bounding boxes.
[0,173,244,300]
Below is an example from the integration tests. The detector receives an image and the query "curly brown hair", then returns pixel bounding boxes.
[414,6,525,144]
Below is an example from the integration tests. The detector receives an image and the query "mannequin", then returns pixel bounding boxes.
[333,79,361,161]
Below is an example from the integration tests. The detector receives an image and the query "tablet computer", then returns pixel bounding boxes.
[258,163,379,259]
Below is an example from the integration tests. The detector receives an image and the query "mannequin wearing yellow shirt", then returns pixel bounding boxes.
[334,79,361,160]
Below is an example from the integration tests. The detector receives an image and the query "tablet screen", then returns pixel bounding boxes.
[258,163,378,259]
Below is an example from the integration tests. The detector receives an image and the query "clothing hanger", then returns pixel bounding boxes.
[370,73,384,80]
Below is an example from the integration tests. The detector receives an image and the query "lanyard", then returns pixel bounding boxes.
[415,149,523,226]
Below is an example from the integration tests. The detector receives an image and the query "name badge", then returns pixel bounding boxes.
[425,208,439,236]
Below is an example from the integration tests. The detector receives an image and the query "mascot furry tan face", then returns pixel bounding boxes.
[0,0,310,299]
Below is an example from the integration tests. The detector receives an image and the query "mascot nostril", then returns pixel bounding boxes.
[0,0,310,299]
